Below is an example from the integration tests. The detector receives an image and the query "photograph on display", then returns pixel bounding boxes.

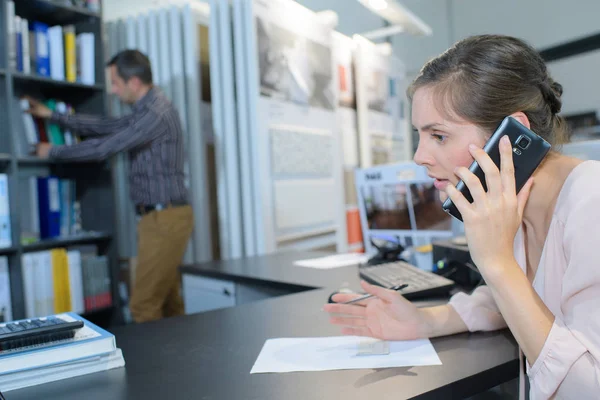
[410,182,453,232]
[362,183,412,231]
[366,68,391,114]
[255,16,335,111]
[361,182,451,232]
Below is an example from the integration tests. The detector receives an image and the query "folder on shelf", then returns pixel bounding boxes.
[32,22,50,77]
[37,176,61,239]
[15,16,23,72]
[19,99,39,148]
[48,25,65,81]
[51,249,71,314]
[6,1,16,71]
[11,97,35,157]
[45,100,65,145]
[67,250,85,314]
[21,253,35,319]
[28,28,36,74]
[76,32,95,85]
[39,251,54,317]
[21,18,30,75]
[63,25,77,82]
[0,174,13,249]
[56,102,75,145]
[0,256,12,322]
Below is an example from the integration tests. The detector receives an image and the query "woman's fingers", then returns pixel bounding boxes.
[330,292,368,305]
[469,144,502,195]
[340,326,373,337]
[359,280,402,303]
[499,135,517,195]
[329,316,367,328]
[445,182,474,218]
[323,302,367,317]
[454,165,487,205]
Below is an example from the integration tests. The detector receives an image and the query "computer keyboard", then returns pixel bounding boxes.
[359,260,455,299]
[0,316,84,351]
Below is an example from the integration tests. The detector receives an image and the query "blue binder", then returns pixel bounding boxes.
[32,22,50,77]
[37,176,61,239]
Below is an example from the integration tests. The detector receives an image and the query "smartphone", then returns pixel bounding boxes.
[441,116,551,221]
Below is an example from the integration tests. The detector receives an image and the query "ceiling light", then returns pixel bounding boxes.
[368,0,388,11]
[357,0,432,36]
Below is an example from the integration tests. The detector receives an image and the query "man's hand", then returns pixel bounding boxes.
[36,143,53,159]
[23,96,52,119]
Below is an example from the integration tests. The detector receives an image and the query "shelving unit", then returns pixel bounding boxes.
[22,232,112,252]
[12,71,104,91]
[18,0,100,23]
[0,0,121,328]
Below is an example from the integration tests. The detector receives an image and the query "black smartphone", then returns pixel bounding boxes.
[442,116,551,221]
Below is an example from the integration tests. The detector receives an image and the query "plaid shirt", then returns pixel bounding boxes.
[49,87,188,206]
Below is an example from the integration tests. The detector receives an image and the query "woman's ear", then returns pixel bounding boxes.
[510,112,531,129]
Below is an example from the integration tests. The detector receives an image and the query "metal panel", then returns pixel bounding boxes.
[157,8,172,100]
[208,0,231,259]
[136,13,149,54]
[217,0,243,258]
[232,0,257,256]
[242,0,266,254]
[182,4,212,262]
[168,5,193,264]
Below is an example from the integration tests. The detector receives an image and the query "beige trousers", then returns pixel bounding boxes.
[129,205,194,323]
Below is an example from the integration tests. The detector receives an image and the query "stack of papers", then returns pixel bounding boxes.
[293,253,370,269]
[250,336,442,373]
[0,312,125,392]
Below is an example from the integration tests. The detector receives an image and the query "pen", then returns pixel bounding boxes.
[342,284,409,304]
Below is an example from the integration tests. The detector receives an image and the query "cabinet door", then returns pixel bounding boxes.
[182,274,236,314]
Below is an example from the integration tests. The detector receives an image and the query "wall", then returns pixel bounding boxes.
[547,52,600,116]
[451,0,600,50]
[450,0,600,117]
[391,0,452,76]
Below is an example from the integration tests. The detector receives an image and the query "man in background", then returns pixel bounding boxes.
[25,49,193,323]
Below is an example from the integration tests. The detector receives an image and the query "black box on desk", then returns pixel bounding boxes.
[432,239,481,290]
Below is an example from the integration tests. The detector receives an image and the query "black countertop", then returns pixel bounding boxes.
[7,251,519,399]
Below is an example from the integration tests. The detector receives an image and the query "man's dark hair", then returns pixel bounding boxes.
[107,49,153,84]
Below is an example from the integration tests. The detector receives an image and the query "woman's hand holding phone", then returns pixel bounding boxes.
[444,135,534,276]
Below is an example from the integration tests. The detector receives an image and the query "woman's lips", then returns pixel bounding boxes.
[433,179,449,190]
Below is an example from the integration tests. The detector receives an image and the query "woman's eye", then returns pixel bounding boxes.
[431,133,447,143]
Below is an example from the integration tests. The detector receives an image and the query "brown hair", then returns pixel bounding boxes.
[407,34,569,147]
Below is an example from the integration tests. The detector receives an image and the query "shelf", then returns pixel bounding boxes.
[0,246,17,255]
[17,157,105,166]
[22,232,112,252]
[12,72,103,91]
[0,154,12,171]
[15,0,100,25]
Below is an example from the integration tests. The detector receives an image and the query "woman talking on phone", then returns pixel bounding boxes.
[324,34,600,399]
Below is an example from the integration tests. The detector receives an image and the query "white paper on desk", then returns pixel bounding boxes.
[250,336,441,373]
[293,253,370,269]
